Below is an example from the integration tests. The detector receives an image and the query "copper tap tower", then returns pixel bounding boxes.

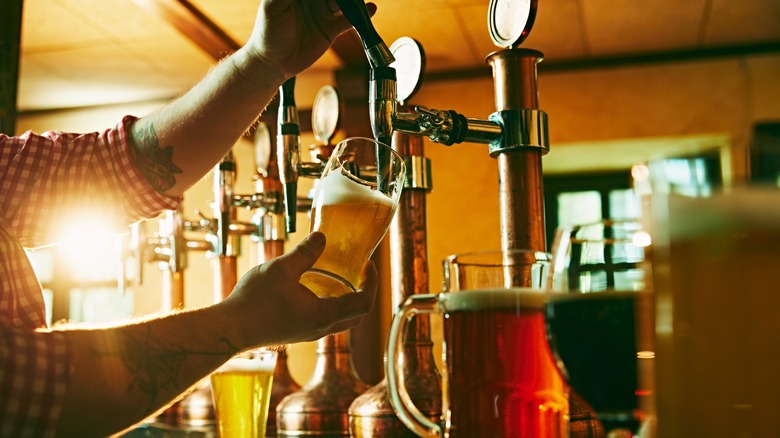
[333,0,603,435]
[251,120,302,437]
[348,37,441,437]
[276,84,372,436]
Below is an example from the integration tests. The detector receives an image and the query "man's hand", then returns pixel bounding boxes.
[246,0,377,79]
[221,232,378,347]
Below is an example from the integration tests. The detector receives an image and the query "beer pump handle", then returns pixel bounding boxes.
[276,77,301,233]
[334,0,394,68]
[214,151,236,255]
[334,0,397,145]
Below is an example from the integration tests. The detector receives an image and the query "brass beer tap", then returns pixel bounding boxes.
[332,0,603,436]
[348,36,442,437]
[276,85,371,437]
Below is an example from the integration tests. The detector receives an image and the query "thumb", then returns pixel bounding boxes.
[278,232,326,276]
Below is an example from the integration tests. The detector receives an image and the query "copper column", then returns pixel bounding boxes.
[348,129,441,436]
[254,165,301,437]
[277,143,370,436]
[488,48,604,438]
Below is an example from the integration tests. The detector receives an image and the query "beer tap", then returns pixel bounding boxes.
[335,0,603,435]
[277,77,302,233]
[215,151,235,258]
[128,205,214,426]
[335,0,395,154]
[348,36,441,437]
[251,121,302,437]
[211,151,241,301]
[277,85,370,438]
[275,77,331,235]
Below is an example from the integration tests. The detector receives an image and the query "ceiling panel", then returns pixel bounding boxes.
[371,0,482,72]
[15,0,780,113]
[704,0,780,45]
[583,0,707,55]
[22,0,111,50]
[189,0,257,44]
[506,0,586,61]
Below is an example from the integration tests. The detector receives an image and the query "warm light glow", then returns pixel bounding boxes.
[632,231,652,248]
[631,162,650,182]
[637,350,655,359]
[56,215,125,283]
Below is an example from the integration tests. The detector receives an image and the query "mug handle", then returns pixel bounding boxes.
[386,294,444,437]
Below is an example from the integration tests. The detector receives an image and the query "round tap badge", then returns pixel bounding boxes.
[389,36,426,105]
[253,121,272,176]
[312,85,340,145]
[489,0,538,48]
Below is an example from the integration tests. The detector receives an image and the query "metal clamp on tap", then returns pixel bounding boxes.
[487,107,549,156]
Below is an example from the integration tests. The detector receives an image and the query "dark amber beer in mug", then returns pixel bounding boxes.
[300,137,405,297]
[387,250,569,437]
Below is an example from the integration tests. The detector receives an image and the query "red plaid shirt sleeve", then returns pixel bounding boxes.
[0,116,181,436]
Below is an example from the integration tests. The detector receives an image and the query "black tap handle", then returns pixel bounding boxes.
[335,0,381,49]
[280,76,296,107]
[277,76,300,233]
[335,0,394,67]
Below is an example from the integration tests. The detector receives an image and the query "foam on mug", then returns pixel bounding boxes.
[667,187,780,238]
[217,355,276,374]
[443,288,547,312]
[315,168,394,207]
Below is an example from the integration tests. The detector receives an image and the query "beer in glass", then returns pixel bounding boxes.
[302,137,405,297]
[651,188,780,436]
[545,220,655,435]
[211,350,278,438]
[386,250,569,437]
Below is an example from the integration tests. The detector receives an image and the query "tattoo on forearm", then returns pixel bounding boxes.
[130,123,182,192]
[94,327,240,414]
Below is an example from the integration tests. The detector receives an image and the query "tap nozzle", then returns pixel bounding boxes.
[214,151,236,255]
[370,65,397,146]
[335,0,395,68]
[276,77,301,233]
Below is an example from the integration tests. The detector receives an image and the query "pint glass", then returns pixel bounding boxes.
[302,137,406,297]
[211,349,278,438]
[386,250,569,437]
[546,220,654,435]
[651,187,780,437]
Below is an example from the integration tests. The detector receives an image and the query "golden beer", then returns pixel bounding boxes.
[302,168,395,297]
[653,189,780,437]
[211,354,277,438]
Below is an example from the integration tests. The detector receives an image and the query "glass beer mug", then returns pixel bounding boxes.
[386,250,569,437]
[301,137,406,297]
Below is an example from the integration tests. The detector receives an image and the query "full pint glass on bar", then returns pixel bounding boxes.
[387,250,569,437]
[301,137,405,297]
[211,350,278,438]
[651,187,780,437]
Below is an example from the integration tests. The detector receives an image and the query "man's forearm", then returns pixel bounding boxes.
[54,303,246,437]
[129,47,286,197]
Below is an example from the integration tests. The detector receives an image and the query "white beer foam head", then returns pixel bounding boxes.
[218,355,277,373]
[668,187,780,238]
[444,288,547,312]
[316,168,394,206]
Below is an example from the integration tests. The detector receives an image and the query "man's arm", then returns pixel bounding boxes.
[128,0,376,197]
[54,232,377,437]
